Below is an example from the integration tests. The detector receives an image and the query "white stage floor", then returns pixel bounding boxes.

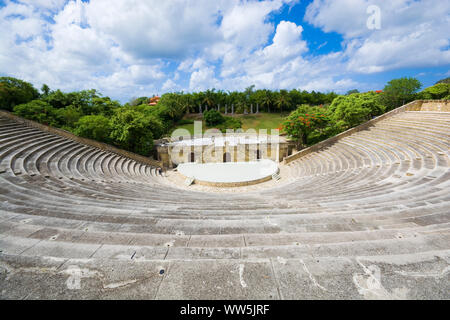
[177,159,278,183]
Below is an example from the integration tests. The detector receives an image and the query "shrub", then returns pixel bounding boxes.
[420,83,450,100]
[109,108,163,156]
[215,116,242,132]
[203,109,224,126]
[74,115,112,143]
[330,92,385,130]
[13,100,58,126]
[282,107,330,148]
[177,119,195,126]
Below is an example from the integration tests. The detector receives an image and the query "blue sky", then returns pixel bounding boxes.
[0,0,449,102]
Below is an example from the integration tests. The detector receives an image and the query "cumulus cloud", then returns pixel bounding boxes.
[0,0,448,101]
[85,0,225,60]
[305,0,450,73]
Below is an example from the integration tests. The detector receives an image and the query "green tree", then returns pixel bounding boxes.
[282,105,330,148]
[330,92,385,130]
[41,84,51,97]
[203,89,217,110]
[90,96,121,116]
[55,105,83,129]
[380,77,422,110]
[13,100,58,126]
[203,109,224,126]
[159,93,187,121]
[129,96,150,106]
[74,115,112,142]
[44,89,71,109]
[0,77,39,111]
[275,89,291,113]
[346,89,360,95]
[420,83,450,100]
[109,109,163,156]
[260,90,274,113]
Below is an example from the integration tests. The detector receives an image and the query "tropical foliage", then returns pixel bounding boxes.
[380,77,422,110]
[0,77,39,111]
[1,75,446,157]
[203,109,224,126]
[330,92,386,130]
[281,105,330,148]
[419,83,450,100]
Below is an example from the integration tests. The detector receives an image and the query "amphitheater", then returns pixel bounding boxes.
[0,100,449,300]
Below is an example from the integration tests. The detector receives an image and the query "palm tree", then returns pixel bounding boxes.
[275,89,291,114]
[260,90,273,113]
[203,89,216,110]
[178,93,194,114]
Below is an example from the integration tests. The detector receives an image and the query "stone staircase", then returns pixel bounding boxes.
[0,106,449,299]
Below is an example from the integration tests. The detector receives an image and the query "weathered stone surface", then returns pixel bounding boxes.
[156,260,279,300]
[0,108,449,299]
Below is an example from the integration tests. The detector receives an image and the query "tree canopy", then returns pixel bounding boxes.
[380,77,422,110]
[1,75,447,158]
[109,108,163,156]
[74,115,112,143]
[420,83,450,100]
[0,77,39,111]
[203,109,224,126]
[282,105,330,148]
[331,92,386,130]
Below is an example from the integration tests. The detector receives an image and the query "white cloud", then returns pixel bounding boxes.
[85,0,224,60]
[305,0,450,73]
[162,79,179,92]
[189,64,220,92]
[301,78,358,92]
[18,0,67,12]
[0,0,448,100]
[246,21,308,75]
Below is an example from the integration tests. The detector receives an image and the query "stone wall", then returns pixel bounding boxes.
[167,142,282,165]
[0,110,163,168]
[178,172,273,188]
[414,100,449,112]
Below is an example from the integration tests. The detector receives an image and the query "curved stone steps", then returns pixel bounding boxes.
[0,109,449,299]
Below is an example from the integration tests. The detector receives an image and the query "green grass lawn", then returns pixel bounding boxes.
[171,112,287,136]
[239,113,287,131]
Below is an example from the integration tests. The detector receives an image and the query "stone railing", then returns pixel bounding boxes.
[0,110,163,168]
[283,100,440,165]
[409,100,449,112]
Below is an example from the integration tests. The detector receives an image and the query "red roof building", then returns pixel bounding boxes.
[149,96,160,106]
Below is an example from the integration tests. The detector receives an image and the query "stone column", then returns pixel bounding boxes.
[157,145,172,169]
[278,143,289,162]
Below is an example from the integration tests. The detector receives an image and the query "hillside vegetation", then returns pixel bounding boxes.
[1,76,448,156]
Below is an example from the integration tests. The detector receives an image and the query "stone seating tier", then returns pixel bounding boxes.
[0,106,449,299]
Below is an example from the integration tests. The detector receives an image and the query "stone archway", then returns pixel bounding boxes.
[223,152,231,163]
